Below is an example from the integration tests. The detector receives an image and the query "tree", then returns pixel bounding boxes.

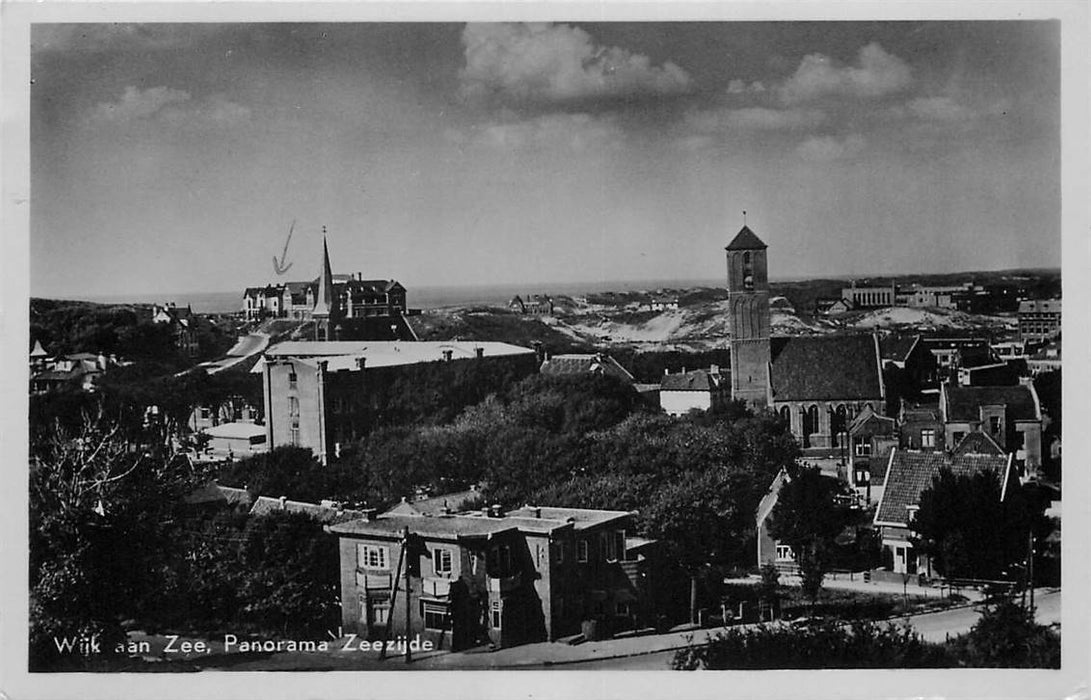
[217,446,328,502]
[29,407,203,669]
[236,511,341,637]
[910,468,1047,581]
[768,466,855,607]
[758,563,781,620]
[948,598,1060,668]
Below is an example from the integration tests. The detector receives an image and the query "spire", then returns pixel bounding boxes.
[313,227,335,318]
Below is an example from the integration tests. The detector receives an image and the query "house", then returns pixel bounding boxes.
[659,366,728,416]
[384,489,483,517]
[539,353,635,385]
[198,421,268,461]
[846,405,896,503]
[1026,340,1061,376]
[188,396,263,433]
[841,282,895,309]
[647,297,679,312]
[29,351,116,394]
[328,504,662,651]
[250,495,369,524]
[879,334,938,397]
[755,469,794,570]
[1018,299,1061,341]
[899,400,944,452]
[919,337,994,381]
[940,382,1043,476]
[150,302,200,357]
[873,446,1012,577]
[815,297,853,315]
[182,482,254,514]
[956,362,1020,387]
[724,226,888,446]
[255,340,538,464]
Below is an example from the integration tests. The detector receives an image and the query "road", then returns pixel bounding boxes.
[194,332,269,374]
[557,589,1062,670]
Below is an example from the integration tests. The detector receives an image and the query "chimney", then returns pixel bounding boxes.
[317,360,328,373]
[488,504,504,518]
[475,347,484,359]
[533,506,541,519]
[442,349,453,362]
[355,357,367,371]
[532,341,545,365]
[278,495,287,509]
[360,508,378,522]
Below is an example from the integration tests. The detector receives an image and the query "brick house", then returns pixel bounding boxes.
[940,382,1043,477]
[873,444,1012,577]
[328,505,663,651]
[659,366,729,416]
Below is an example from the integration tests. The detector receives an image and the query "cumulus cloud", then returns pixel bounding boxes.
[780,42,912,104]
[686,106,826,133]
[459,23,692,104]
[87,86,250,127]
[454,112,625,152]
[796,134,866,161]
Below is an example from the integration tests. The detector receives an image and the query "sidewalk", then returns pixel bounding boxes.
[724,572,985,602]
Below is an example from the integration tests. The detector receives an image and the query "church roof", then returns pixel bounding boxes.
[313,236,335,317]
[725,225,767,251]
[770,334,883,402]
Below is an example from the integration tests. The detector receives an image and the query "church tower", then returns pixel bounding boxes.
[725,224,771,407]
[313,232,338,341]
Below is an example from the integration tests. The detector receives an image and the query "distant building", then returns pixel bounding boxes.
[873,447,1012,577]
[919,337,993,381]
[198,421,268,461]
[841,282,895,309]
[1018,299,1061,341]
[250,495,369,524]
[815,297,853,316]
[846,405,896,504]
[646,297,679,312]
[899,400,944,452]
[151,302,200,357]
[242,236,410,337]
[256,340,537,464]
[29,350,118,394]
[508,294,554,315]
[1026,340,1061,375]
[329,505,667,650]
[659,366,728,416]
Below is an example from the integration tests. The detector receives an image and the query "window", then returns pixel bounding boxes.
[555,541,565,564]
[433,548,453,576]
[577,539,589,563]
[921,429,935,448]
[199,407,211,420]
[775,545,795,562]
[490,600,502,629]
[357,544,389,570]
[604,530,624,562]
[288,371,298,389]
[290,427,300,446]
[422,602,448,631]
[368,600,390,627]
[855,440,871,457]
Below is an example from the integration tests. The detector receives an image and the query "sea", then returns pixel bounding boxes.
[69,278,731,314]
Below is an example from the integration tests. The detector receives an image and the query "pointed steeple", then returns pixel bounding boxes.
[313,229,335,319]
[725,225,767,251]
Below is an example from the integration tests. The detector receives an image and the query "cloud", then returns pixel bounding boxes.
[796,134,866,161]
[459,23,692,104]
[455,112,625,152]
[780,42,912,104]
[686,106,826,133]
[87,86,250,127]
[727,79,766,94]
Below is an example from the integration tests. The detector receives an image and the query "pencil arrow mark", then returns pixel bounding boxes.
[273,220,295,275]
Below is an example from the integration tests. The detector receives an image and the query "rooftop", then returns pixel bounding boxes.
[254,340,535,373]
[539,354,635,383]
[770,334,883,402]
[875,449,1011,527]
[202,422,267,440]
[725,225,767,251]
[942,384,1040,423]
[660,368,724,392]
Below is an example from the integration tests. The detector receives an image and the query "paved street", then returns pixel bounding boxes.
[194,332,269,374]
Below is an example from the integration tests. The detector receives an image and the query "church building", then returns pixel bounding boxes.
[726,225,886,449]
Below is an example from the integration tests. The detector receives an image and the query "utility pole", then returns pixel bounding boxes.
[404,526,412,664]
[1028,528,1036,619]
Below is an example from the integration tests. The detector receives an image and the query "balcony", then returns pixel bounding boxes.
[356,571,392,590]
[422,578,452,599]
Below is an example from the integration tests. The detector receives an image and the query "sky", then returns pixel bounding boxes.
[30,21,1061,298]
